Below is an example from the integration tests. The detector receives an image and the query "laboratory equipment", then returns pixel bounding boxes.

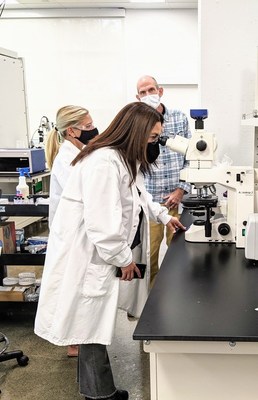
[245,214,258,260]
[159,109,256,249]
[0,148,46,174]
[30,115,52,148]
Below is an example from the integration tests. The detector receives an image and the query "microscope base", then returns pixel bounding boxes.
[185,217,236,245]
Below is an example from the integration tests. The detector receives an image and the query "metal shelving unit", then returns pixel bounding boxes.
[0,204,48,217]
[0,203,48,300]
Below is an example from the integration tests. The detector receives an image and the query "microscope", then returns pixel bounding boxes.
[159,109,255,248]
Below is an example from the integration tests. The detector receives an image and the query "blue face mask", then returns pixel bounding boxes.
[78,128,99,145]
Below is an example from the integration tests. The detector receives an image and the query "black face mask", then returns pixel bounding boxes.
[147,142,160,163]
[78,128,99,145]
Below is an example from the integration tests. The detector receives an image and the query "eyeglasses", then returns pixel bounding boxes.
[149,134,160,144]
[72,123,94,131]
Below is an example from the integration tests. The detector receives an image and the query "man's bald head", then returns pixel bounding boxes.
[136,75,159,93]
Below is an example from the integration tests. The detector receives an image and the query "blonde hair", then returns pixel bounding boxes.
[45,105,89,169]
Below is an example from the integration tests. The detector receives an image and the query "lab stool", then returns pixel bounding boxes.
[0,332,29,394]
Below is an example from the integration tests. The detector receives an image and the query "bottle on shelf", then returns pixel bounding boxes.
[16,167,30,200]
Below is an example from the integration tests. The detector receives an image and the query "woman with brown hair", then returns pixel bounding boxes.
[35,102,185,400]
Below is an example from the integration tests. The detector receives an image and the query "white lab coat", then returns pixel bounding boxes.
[48,140,80,227]
[34,148,171,346]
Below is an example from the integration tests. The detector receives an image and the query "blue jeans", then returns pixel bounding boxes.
[78,343,117,399]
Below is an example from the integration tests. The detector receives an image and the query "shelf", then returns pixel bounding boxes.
[0,204,47,265]
[0,204,48,217]
[0,171,50,183]
[0,301,38,312]
[241,118,258,127]
[0,204,47,307]
[0,253,45,265]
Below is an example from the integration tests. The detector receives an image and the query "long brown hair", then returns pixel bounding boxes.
[72,102,163,183]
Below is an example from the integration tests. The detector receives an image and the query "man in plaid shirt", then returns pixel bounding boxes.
[136,75,191,286]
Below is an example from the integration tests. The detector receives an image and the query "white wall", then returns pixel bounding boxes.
[3,2,257,165]
[125,9,198,131]
[0,17,126,139]
[199,0,258,166]
[0,8,198,143]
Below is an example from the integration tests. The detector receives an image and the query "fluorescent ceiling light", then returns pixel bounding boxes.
[5,0,20,4]
[130,0,165,3]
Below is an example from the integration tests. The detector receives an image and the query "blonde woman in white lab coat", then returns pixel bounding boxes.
[45,105,98,356]
[45,105,98,228]
[35,102,185,400]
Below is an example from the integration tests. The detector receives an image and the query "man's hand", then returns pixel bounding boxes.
[119,262,141,281]
[163,188,185,209]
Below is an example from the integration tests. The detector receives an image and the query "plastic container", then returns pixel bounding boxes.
[3,277,19,286]
[16,167,30,199]
[18,272,36,286]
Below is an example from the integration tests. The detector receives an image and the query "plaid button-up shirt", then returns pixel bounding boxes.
[145,105,192,203]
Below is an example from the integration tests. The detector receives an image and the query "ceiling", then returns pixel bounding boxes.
[4,0,198,10]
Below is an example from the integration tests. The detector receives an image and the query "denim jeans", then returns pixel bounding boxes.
[78,343,117,399]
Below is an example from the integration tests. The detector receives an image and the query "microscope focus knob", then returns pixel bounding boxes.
[196,140,207,151]
[218,223,231,236]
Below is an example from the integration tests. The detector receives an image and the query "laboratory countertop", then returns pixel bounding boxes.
[133,211,258,342]
[0,170,50,180]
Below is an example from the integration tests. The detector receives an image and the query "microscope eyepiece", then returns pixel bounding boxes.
[158,136,169,146]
